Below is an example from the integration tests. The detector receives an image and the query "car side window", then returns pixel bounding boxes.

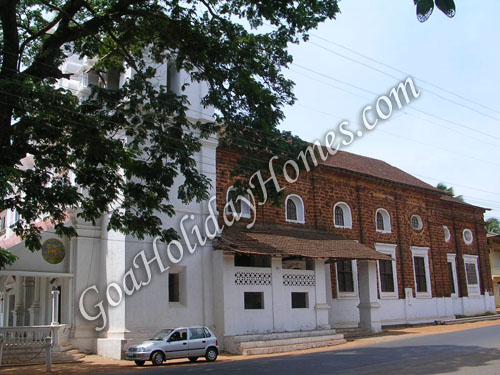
[203,328,211,338]
[169,329,187,342]
[180,329,187,341]
[189,327,205,340]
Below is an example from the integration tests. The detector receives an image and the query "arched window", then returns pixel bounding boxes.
[376,212,384,231]
[285,195,305,223]
[227,189,241,215]
[333,202,352,229]
[334,206,344,227]
[226,186,251,218]
[287,200,297,221]
[375,209,391,233]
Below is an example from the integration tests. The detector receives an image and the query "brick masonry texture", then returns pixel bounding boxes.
[216,147,493,300]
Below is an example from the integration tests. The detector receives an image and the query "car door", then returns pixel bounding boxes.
[164,329,189,359]
[188,327,208,357]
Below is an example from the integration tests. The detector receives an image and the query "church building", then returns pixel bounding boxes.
[0,58,495,360]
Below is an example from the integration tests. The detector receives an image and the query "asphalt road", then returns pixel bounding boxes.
[96,325,500,375]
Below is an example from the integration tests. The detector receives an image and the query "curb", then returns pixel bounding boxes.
[436,314,500,325]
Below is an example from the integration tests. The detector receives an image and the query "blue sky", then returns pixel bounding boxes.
[278,1,500,220]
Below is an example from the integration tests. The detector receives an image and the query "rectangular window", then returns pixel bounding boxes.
[465,263,478,285]
[291,292,308,308]
[235,254,271,268]
[379,260,395,293]
[448,262,456,294]
[169,273,180,302]
[337,260,354,293]
[414,256,427,293]
[244,292,264,309]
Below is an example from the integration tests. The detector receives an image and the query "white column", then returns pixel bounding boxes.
[357,260,382,333]
[314,258,330,330]
[271,256,282,332]
[29,277,41,325]
[23,277,35,325]
[51,288,60,325]
[12,277,25,326]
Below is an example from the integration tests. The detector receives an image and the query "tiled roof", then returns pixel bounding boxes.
[319,149,442,193]
[214,223,391,261]
[317,149,485,210]
[439,194,487,209]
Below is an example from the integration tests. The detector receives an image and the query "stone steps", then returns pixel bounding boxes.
[233,328,338,343]
[241,337,347,355]
[1,347,86,365]
[335,328,373,340]
[226,329,346,355]
[438,314,500,325]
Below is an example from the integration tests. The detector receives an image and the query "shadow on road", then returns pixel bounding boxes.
[93,344,500,375]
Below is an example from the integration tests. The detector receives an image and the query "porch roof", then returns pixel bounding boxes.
[214,223,391,261]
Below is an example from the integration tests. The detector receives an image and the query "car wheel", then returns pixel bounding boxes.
[205,347,218,362]
[151,351,165,366]
[189,357,198,362]
[134,360,145,366]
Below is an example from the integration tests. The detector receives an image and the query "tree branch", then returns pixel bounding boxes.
[0,0,20,161]
[18,13,65,71]
[199,0,223,21]
[82,0,138,71]
[23,0,135,80]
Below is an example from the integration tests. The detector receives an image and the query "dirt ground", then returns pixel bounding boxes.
[2,319,500,375]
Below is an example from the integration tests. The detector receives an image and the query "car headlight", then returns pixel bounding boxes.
[137,347,146,352]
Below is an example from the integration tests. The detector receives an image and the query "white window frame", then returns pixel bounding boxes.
[333,202,352,229]
[463,229,474,246]
[335,259,358,299]
[411,246,432,298]
[375,208,391,233]
[285,194,305,224]
[375,243,398,299]
[226,186,251,219]
[463,254,480,297]
[443,226,451,243]
[446,253,459,298]
[410,215,423,230]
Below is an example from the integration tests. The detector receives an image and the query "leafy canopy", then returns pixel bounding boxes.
[437,183,464,202]
[486,218,500,235]
[414,0,456,23]
[0,1,340,267]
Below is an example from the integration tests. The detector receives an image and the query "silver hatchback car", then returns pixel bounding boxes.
[126,326,219,366]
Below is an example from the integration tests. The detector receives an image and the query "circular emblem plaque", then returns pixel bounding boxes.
[42,239,65,264]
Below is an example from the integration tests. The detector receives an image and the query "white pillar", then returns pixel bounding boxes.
[13,277,25,326]
[271,256,282,332]
[29,277,41,325]
[51,288,60,325]
[23,277,35,325]
[314,258,330,330]
[357,260,382,333]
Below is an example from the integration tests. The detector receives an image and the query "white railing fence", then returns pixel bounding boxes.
[0,324,69,371]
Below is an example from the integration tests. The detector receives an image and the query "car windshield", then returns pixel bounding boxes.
[149,329,173,340]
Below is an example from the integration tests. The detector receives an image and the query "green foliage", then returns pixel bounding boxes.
[0,249,17,269]
[0,1,340,267]
[437,183,464,202]
[414,0,456,22]
[486,218,500,235]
